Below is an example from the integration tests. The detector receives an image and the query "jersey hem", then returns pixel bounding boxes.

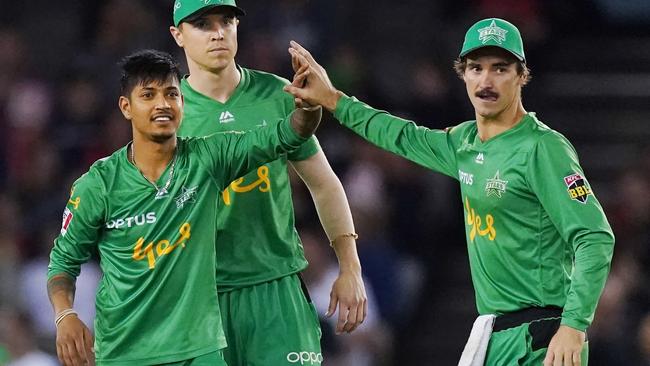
[217,266,307,293]
[96,343,224,365]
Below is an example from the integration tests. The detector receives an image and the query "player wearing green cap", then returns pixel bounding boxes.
[169,1,366,365]
[46,49,321,366]
[284,17,614,366]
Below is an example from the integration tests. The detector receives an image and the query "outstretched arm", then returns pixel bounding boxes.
[284,40,460,179]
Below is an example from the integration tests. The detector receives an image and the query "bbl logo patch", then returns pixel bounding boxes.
[564,173,592,204]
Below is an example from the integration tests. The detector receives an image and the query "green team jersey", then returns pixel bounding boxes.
[178,67,319,291]
[47,117,307,365]
[334,96,614,331]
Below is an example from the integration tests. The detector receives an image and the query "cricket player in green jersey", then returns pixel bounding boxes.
[168,1,367,365]
[284,18,615,366]
[46,49,321,366]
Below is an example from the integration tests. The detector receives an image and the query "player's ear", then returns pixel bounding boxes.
[118,96,132,120]
[170,25,184,47]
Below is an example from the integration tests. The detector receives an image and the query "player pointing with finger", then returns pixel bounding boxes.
[285,18,614,366]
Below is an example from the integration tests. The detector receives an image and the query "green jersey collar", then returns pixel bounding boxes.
[472,113,535,148]
[181,65,250,108]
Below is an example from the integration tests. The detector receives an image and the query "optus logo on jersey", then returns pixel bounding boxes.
[286,351,323,365]
[459,170,474,185]
[106,212,156,229]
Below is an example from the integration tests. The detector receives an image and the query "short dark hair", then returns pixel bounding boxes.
[453,49,531,86]
[118,49,181,97]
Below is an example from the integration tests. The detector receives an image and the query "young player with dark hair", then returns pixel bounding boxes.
[47,49,320,366]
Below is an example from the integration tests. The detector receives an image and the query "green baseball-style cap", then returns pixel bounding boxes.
[173,0,246,27]
[459,18,525,62]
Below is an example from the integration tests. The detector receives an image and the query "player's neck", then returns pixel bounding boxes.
[131,136,177,182]
[187,63,241,103]
[476,102,527,142]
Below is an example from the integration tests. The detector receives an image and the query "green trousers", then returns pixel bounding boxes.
[486,318,588,365]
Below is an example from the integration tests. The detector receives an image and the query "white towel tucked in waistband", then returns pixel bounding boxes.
[458,314,496,366]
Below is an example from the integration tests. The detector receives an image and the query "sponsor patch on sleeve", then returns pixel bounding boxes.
[564,173,592,204]
[61,208,73,236]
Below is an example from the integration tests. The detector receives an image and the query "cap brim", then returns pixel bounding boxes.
[181,5,246,24]
[460,45,524,62]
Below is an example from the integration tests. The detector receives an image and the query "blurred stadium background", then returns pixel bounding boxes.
[1,0,650,365]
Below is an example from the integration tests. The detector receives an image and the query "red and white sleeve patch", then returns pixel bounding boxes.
[61,208,73,235]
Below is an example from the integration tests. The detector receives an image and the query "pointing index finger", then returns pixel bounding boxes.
[289,41,317,67]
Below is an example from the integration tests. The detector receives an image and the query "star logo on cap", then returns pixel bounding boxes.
[478,20,508,45]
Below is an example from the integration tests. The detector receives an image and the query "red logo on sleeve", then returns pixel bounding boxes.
[61,208,73,235]
[564,173,592,204]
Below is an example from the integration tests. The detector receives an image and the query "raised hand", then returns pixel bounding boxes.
[284,41,342,112]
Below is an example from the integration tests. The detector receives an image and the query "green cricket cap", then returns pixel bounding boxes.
[173,0,245,27]
[459,18,525,62]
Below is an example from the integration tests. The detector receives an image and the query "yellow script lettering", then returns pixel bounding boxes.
[132,223,192,269]
[465,197,496,242]
[222,166,271,206]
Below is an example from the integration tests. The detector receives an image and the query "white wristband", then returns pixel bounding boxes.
[300,105,321,112]
[55,309,78,327]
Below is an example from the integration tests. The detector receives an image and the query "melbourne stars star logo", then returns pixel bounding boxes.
[485,170,508,198]
[175,186,198,209]
[478,20,508,45]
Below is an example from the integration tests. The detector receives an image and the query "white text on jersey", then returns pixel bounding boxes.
[459,170,474,185]
[106,212,157,229]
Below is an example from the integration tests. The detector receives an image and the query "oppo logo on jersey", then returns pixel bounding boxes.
[286,351,323,365]
[106,212,157,229]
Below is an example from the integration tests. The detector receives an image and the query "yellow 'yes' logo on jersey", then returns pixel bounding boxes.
[465,197,496,242]
[222,166,271,206]
[132,223,191,269]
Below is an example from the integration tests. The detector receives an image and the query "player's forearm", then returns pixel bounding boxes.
[306,172,361,272]
[47,273,76,313]
[321,90,344,112]
[290,107,322,138]
[332,95,456,176]
[561,232,614,330]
